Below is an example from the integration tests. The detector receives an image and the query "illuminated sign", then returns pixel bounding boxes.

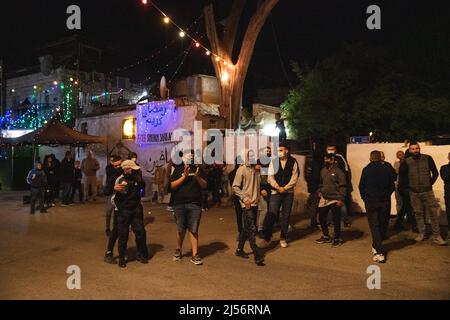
[135,99,179,144]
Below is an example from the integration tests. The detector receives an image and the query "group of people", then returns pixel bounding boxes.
[27,140,449,268]
[26,150,98,214]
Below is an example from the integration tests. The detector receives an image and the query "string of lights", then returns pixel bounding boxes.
[111,13,205,75]
[141,0,235,72]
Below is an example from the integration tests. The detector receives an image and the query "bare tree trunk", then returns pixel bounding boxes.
[204,0,279,129]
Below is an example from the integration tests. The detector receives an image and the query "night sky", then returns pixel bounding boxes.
[1,0,449,104]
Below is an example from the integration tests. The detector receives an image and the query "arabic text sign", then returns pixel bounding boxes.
[135,99,179,144]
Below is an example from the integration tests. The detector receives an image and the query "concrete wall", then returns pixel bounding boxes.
[347,142,449,223]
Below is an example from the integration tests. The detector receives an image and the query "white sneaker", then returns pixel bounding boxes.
[280,240,288,248]
[373,253,386,263]
[433,236,448,246]
[371,248,377,255]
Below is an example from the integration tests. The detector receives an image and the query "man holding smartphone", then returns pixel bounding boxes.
[170,150,208,265]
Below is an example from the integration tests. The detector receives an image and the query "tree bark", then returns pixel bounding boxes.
[204,0,279,129]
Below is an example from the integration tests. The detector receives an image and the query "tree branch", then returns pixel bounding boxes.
[236,0,279,80]
[222,0,247,57]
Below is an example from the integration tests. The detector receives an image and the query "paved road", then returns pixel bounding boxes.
[0,191,449,300]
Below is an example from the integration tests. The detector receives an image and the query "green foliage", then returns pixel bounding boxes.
[281,42,450,142]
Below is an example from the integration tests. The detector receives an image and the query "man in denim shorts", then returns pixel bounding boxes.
[170,150,208,265]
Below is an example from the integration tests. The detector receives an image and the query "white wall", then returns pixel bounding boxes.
[347,143,449,223]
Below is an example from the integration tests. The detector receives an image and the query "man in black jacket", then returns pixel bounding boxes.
[60,151,75,205]
[104,156,123,237]
[440,152,450,232]
[399,142,446,245]
[359,151,395,263]
[113,160,148,268]
[315,154,347,247]
[26,161,48,214]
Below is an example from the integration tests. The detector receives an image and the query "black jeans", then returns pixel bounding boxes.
[365,200,390,253]
[107,209,119,253]
[30,187,45,212]
[318,203,341,239]
[394,190,417,229]
[267,192,294,240]
[118,204,148,260]
[238,207,260,257]
[70,181,83,203]
[232,194,243,233]
[61,182,72,204]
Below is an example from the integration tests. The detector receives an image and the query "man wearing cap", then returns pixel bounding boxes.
[113,160,148,268]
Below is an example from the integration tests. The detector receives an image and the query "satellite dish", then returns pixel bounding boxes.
[160,76,167,100]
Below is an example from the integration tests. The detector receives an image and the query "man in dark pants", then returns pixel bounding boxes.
[113,160,148,268]
[104,156,123,237]
[232,149,265,266]
[103,156,124,264]
[261,142,299,248]
[70,160,83,203]
[60,151,75,205]
[399,142,446,245]
[315,154,347,247]
[26,161,47,214]
[440,152,450,235]
[359,151,395,263]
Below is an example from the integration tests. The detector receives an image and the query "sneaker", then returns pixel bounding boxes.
[254,255,265,266]
[371,247,377,255]
[136,254,149,264]
[373,253,386,263]
[415,233,426,242]
[331,238,343,247]
[104,252,116,264]
[61,203,68,207]
[190,255,203,265]
[433,236,448,246]
[105,229,111,237]
[166,206,173,212]
[118,259,127,268]
[257,239,271,248]
[315,236,331,244]
[173,249,182,261]
[280,240,288,248]
[235,249,249,259]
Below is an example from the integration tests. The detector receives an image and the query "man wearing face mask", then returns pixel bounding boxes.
[233,149,265,266]
[316,154,347,247]
[326,144,352,228]
[399,142,447,245]
[262,142,299,248]
[170,150,208,265]
[113,160,148,268]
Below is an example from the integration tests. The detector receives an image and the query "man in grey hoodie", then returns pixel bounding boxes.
[316,154,347,247]
[232,149,265,266]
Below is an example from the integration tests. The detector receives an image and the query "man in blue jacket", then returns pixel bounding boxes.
[359,150,395,263]
[26,161,48,214]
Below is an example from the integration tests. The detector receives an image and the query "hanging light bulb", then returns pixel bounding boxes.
[215,56,220,62]
[142,0,148,4]
[179,31,185,38]
[205,50,211,56]
[163,16,170,24]
[195,42,200,48]
[53,81,58,85]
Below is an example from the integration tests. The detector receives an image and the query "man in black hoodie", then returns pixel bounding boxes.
[359,151,395,263]
[113,160,148,268]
